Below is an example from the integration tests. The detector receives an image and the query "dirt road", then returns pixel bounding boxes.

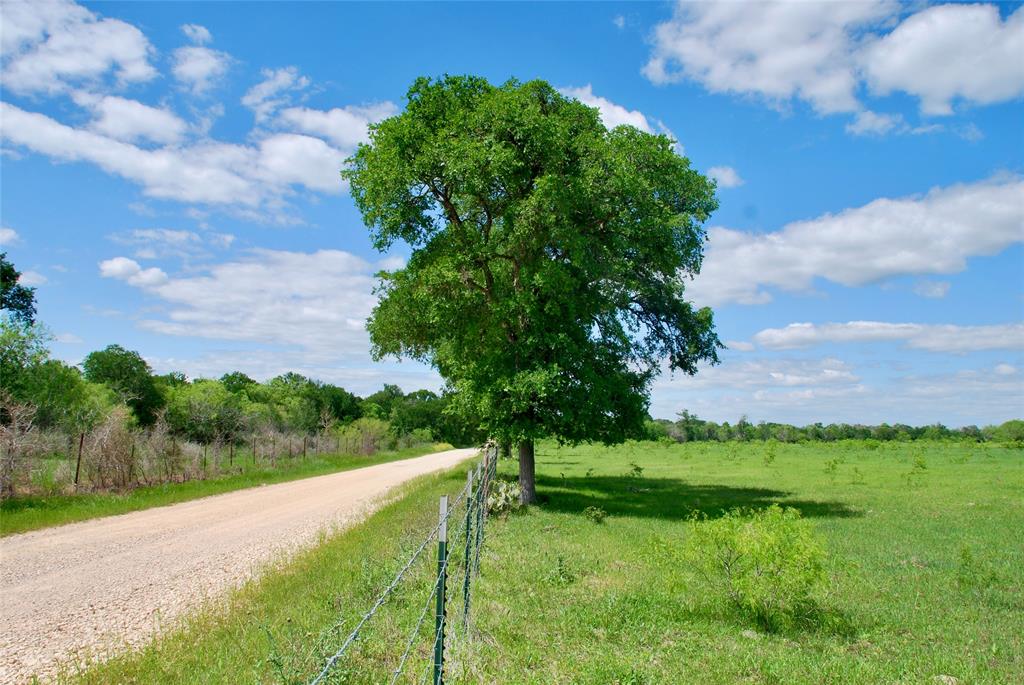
[0,447,477,684]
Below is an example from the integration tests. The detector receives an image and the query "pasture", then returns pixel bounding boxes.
[70,439,1022,684]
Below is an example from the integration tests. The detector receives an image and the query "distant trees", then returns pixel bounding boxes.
[83,345,165,426]
[1,253,37,325]
[651,411,1014,444]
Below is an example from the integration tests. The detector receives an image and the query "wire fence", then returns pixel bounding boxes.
[306,443,498,685]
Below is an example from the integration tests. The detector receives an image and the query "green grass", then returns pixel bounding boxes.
[1,443,452,537]
[66,440,1023,684]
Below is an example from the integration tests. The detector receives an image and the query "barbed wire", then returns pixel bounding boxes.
[307,473,474,685]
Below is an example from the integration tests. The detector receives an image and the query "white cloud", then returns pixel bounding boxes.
[0,102,260,205]
[753,321,1024,354]
[861,4,1024,116]
[652,361,1024,426]
[613,15,625,30]
[254,133,346,193]
[74,93,187,145]
[994,363,1017,376]
[19,270,47,286]
[708,165,744,188]
[0,102,358,211]
[657,356,860,391]
[644,1,891,114]
[54,332,83,344]
[912,280,950,299]
[724,340,754,352]
[559,84,656,132]
[0,227,20,246]
[0,0,156,94]
[687,176,1024,306]
[108,228,235,261]
[277,102,399,149]
[845,110,904,136]
[645,2,1024,124]
[172,46,230,95]
[181,23,212,45]
[99,256,168,287]
[99,249,394,364]
[242,67,311,123]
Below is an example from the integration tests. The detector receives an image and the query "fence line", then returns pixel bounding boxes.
[307,443,498,685]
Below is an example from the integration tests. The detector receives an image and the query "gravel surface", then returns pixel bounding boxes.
[0,448,477,684]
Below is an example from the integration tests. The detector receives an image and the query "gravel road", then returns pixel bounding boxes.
[0,447,478,684]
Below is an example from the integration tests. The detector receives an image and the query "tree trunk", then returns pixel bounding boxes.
[518,439,537,505]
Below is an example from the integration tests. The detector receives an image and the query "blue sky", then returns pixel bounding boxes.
[1,0,1022,427]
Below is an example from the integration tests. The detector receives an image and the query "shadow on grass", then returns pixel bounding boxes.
[534,474,862,521]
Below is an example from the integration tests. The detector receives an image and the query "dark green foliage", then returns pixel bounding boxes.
[345,75,721,453]
[83,344,164,426]
[0,253,36,325]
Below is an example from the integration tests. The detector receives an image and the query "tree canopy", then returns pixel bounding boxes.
[344,75,721,501]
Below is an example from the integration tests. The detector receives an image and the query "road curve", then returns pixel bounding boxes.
[0,447,478,684]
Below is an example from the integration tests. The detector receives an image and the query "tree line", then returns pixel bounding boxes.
[645,411,1023,445]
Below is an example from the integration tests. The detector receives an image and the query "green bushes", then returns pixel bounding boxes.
[683,505,827,631]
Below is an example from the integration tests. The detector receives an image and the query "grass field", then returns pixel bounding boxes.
[1,443,452,537]
[67,440,1022,684]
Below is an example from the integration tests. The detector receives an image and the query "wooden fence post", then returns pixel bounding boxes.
[74,432,84,487]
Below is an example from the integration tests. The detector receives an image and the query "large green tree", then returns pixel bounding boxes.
[345,76,721,502]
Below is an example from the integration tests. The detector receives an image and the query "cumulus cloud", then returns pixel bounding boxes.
[994,363,1018,376]
[19,270,47,286]
[657,356,861,391]
[861,4,1024,116]
[242,67,311,122]
[559,84,657,132]
[845,110,905,136]
[708,166,743,188]
[99,256,168,287]
[172,46,230,95]
[644,1,890,114]
[651,359,1023,426]
[54,332,84,344]
[73,93,188,145]
[0,102,365,211]
[109,228,234,261]
[180,23,212,45]
[0,0,156,93]
[645,2,1024,126]
[277,102,399,149]
[753,321,1024,354]
[686,176,1024,306]
[912,280,950,299]
[96,249,402,365]
[0,227,20,246]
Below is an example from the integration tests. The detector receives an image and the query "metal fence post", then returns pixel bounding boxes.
[462,469,474,629]
[433,495,449,685]
[473,464,484,577]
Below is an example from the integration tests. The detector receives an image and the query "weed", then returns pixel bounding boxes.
[487,479,522,515]
[628,462,644,478]
[683,505,827,631]
[583,505,607,524]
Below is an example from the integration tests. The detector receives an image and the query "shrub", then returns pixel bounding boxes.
[487,479,522,515]
[583,505,607,523]
[683,505,826,631]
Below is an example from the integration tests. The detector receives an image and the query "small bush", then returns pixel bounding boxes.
[683,505,826,631]
[583,505,607,523]
[487,479,522,515]
[627,462,644,478]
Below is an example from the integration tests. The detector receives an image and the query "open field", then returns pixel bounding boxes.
[0,443,453,537]
[67,439,1022,684]
[1,448,476,685]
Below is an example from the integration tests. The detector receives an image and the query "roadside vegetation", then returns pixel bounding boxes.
[0,297,486,523]
[0,442,452,536]
[69,438,1023,684]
